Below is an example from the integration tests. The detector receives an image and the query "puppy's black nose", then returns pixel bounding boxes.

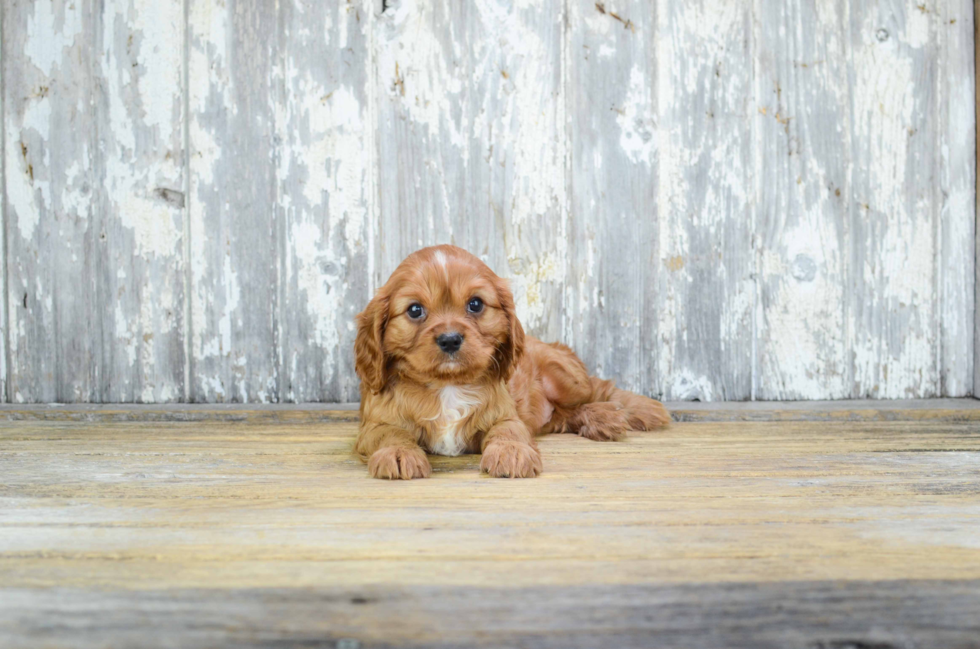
[436,332,464,354]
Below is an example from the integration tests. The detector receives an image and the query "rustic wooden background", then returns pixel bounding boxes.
[1,0,976,404]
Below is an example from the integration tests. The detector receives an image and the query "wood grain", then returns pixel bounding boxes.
[187,0,279,402]
[277,1,373,403]
[655,0,754,401]
[849,0,939,398]
[373,0,566,342]
[4,0,102,403]
[942,0,976,397]
[3,581,980,649]
[1,0,976,403]
[755,0,850,400]
[1,415,979,646]
[2,399,979,422]
[564,0,659,396]
[3,0,186,403]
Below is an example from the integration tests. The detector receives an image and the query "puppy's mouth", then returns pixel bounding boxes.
[438,357,463,372]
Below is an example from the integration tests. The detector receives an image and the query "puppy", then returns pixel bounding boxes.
[354,245,670,479]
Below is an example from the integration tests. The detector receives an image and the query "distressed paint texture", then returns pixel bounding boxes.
[188,0,279,402]
[564,0,659,395]
[656,0,755,401]
[277,1,373,403]
[3,0,185,403]
[755,0,850,400]
[0,0,976,402]
[374,0,566,342]
[849,0,941,398]
[941,0,976,398]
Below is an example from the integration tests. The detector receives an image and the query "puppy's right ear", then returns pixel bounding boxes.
[354,291,390,394]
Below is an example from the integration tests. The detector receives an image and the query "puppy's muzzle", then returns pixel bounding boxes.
[436,332,464,354]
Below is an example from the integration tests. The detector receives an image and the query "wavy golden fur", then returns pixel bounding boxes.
[354,245,670,479]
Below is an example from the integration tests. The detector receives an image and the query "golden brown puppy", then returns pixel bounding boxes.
[354,245,670,479]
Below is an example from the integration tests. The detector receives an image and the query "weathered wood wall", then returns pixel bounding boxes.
[0,0,976,403]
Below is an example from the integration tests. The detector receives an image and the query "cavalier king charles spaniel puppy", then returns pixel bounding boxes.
[354,245,670,479]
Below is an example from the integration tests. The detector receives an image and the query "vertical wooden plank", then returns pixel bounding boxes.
[939,0,975,396]
[754,0,850,400]
[4,0,100,402]
[655,0,754,401]
[277,1,372,403]
[374,0,565,342]
[849,0,940,398]
[4,0,185,403]
[188,0,279,402]
[99,0,187,402]
[564,1,659,395]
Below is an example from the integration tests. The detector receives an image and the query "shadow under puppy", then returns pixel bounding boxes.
[354,245,670,479]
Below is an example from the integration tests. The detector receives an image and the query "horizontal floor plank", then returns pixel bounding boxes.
[1,415,979,646]
[1,399,979,422]
[3,581,980,649]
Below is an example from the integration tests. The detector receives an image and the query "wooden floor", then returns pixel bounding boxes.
[2,403,980,648]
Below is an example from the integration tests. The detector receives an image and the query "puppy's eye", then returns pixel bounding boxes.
[466,297,484,314]
[406,303,426,320]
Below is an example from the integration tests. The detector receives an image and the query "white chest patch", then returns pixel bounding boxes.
[428,385,481,457]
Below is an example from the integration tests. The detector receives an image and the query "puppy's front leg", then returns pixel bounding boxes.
[480,419,542,479]
[355,423,431,480]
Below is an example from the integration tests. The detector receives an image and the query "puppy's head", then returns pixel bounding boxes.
[355,245,525,393]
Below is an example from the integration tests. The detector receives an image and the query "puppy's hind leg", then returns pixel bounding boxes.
[565,401,632,442]
[589,377,671,431]
[531,342,668,440]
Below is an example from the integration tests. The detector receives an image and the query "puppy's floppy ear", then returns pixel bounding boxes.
[354,291,391,393]
[493,277,525,382]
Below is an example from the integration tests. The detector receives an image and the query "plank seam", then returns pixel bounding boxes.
[366,0,379,393]
[843,0,854,399]
[749,0,760,402]
[92,3,106,403]
[936,1,945,397]
[182,0,192,403]
[274,1,286,403]
[0,0,8,403]
[559,0,570,365]
[975,0,980,398]
[367,0,379,303]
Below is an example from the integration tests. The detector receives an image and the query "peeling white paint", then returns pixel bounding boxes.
[3,0,974,404]
[616,65,655,165]
[130,1,182,145]
[290,221,341,351]
[668,370,714,402]
[848,8,939,398]
[8,95,53,241]
[26,1,84,77]
[377,2,466,153]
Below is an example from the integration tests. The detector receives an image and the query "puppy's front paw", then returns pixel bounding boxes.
[368,447,432,480]
[480,441,542,478]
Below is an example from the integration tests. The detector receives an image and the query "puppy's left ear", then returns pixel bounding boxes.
[493,278,525,382]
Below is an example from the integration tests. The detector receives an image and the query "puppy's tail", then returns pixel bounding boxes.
[588,377,672,430]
